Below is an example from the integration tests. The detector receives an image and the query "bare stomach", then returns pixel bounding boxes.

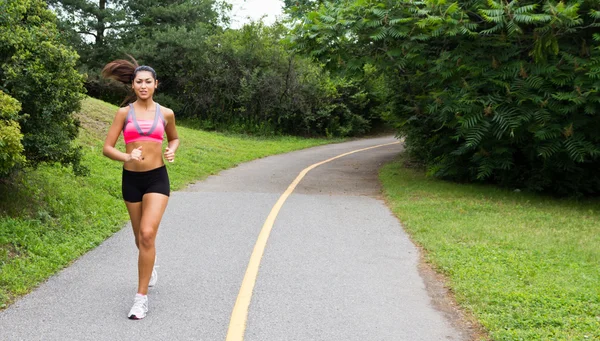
[124,141,165,171]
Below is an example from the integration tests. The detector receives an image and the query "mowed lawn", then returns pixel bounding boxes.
[0,97,340,308]
[380,157,600,341]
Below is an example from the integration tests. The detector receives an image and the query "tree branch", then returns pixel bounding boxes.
[76,31,97,38]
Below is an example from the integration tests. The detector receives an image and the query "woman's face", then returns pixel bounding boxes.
[132,70,158,101]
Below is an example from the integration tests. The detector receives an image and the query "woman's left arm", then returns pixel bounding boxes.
[164,108,179,162]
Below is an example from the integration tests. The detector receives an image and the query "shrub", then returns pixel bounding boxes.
[176,22,372,136]
[0,0,87,174]
[0,91,25,177]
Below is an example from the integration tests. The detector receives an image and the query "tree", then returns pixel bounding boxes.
[283,0,324,18]
[126,0,229,36]
[49,0,231,104]
[47,0,127,47]
[123,0,230,107]
[0,0,87,174]
[49,0,230,67]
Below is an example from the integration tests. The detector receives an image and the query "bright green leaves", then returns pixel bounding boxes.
[0,91,25,177]
[0,0,86,176]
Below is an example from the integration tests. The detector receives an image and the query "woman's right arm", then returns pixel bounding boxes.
[103,107,138,162]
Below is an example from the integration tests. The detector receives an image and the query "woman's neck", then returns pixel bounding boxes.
[136,98,155,111]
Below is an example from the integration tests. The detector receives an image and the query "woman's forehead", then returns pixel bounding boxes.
[134,71,155,80]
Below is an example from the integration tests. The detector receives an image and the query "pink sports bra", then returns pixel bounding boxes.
[123,103,166,144]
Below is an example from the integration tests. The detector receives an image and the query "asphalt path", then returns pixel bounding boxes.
[0,136,470,340]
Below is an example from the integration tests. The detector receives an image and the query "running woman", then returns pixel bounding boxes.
[101,58,179,320]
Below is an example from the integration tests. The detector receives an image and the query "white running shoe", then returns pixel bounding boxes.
[128,294,148,320]
[149,267,157,287]
[148,255,157,287]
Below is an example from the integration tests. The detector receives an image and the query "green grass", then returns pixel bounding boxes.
[380,156,600,341]
[0,97,340,308]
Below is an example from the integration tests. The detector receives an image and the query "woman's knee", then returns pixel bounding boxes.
[138,227,156,249]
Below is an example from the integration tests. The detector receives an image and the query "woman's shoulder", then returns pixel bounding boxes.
[158,104,175,117]
[114,105,130,118]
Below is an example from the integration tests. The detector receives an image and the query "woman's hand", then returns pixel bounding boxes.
[164,147,175,163]
[127,146,143,162]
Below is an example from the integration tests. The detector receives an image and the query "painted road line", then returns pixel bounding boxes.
[226,141,402,341]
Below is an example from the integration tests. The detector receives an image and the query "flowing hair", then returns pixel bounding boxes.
[101,56,158,106]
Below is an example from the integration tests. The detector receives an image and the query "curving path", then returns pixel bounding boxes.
[0,136,471,341]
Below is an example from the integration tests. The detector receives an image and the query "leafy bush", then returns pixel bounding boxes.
[0,91,25,177]
[0,0,87,174]
[128,21,372,136]
[292,0,600,195]
[189,23,372,136]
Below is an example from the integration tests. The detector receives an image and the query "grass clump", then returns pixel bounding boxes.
[0,97,340,308]
[379,156,600,340]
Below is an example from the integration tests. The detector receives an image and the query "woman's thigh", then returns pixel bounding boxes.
[125,201,143,237]
[140,193,169,232]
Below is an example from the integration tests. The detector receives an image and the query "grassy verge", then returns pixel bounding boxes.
[0,97,340,308]
[380,156,600,341]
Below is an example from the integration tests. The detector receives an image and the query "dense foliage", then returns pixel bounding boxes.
[48,0,230,103]
[0,0,87,176]
[291,0,600,195]
[144,22,373,136]
[0,91,25,177]
[50,0,378,137]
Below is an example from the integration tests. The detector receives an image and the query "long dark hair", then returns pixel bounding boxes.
[101,56,158,105]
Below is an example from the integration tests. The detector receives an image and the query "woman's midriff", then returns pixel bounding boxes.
[124,141,165,171]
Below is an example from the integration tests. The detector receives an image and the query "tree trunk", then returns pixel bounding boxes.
[96,0,106,46]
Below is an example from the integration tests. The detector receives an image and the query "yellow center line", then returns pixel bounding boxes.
[226,141,401,341]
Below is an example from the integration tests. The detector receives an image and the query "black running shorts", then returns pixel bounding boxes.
[122,165,170,202]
